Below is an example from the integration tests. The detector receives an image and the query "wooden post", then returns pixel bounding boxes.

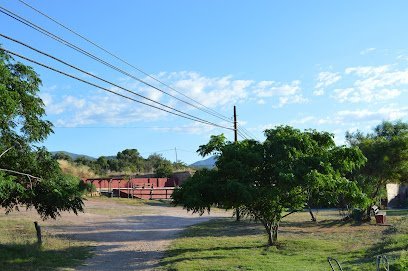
[34,221,42,245]
[131,180,134,199]
[118,180,120,198]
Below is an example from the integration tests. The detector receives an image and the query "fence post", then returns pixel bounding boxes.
[34,221,42,245]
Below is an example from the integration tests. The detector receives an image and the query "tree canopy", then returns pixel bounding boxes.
[0,48,84,219]
[173,126,368,246]
[346,120,408,207]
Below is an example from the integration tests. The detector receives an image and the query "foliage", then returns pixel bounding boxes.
[116,149,143,173]
[0,48,84,219]
[172,169,221,213]
[346,120,408,206]
[58,150,188,177]
[0,49,52,148]
[174,126,367,245]
[197,134,228,157]
[154,159,173,177]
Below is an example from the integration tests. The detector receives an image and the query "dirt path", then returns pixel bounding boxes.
[43,199,230,271]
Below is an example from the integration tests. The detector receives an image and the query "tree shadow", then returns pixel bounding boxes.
[0,242,92,271]
[144,200,171,207]
[180,218,264,238]
[281,219,355,229]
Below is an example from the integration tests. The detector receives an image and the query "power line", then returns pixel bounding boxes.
[0,5,233,124]
[17,0,232,123]
[0,33,229,130]
[53,126,208,129]
[2,48,234,131]
[237,130,248,140]
[238,124,259,141]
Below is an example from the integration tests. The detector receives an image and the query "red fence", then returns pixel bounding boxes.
[85,177,177,199]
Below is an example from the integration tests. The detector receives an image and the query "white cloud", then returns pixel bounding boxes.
[44,95,86,115]
[345,65,390,76]
[43,71,305,128]
[275,95,308,108]
[360,48,376,55]
[290,116,316,125]
[164,72,252,108]
[52,94,168,127]
[336,106,408,122]
[253,80,301,97]
[332,65,408,103]
[252,80,307,108]
[314,71,341,96]
[305,105,408,127]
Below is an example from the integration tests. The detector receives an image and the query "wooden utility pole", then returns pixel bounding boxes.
[233,105,241,221]
[234,105,238,143]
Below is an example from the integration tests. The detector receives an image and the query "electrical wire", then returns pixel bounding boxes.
[238,124,259,141]
[237,130,248,140]
[17,0,233,123]
[0,33,229,129]
[2,48,234,131]
[0,5,233,124]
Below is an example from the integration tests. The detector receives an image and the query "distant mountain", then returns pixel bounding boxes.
[189,155,217,169]
[51,151,96,161]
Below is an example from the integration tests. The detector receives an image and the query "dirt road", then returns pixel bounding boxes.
[44,199,230,271]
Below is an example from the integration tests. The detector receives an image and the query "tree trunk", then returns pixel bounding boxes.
[235,207,241,221]
[367,180,384,220]
[308,205,317,222]
[34,221,42,245]
[265,222,279,246]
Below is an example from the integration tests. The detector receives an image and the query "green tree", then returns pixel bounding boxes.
[154,159,173,178]
[116,149,143,173]
[174,126,367,246]
[52,152,73,162]
[197,134,228,157]
[0,48,84,220]
[95,156,109,175]
[346,120,408,210]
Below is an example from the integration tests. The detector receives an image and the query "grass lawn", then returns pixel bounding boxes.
[0,216,92,271]
[160,210,408,271]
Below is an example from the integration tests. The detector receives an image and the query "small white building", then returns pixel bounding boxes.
[386,183,408,208]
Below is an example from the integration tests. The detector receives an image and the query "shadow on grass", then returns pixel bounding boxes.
[181,218,264,238]
[0,242,92,271]
[344,217,408,268]
[144,200,171,207]
[386,209,408,217]
[281,219,366,229]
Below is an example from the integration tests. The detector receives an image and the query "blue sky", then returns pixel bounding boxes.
[1,0,408,164]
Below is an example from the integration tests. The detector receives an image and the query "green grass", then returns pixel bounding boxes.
[160,211,408,271]
[386,209,408,216]
[0,217,92,271]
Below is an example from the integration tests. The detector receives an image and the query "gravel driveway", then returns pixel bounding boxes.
[44,199,230,271]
